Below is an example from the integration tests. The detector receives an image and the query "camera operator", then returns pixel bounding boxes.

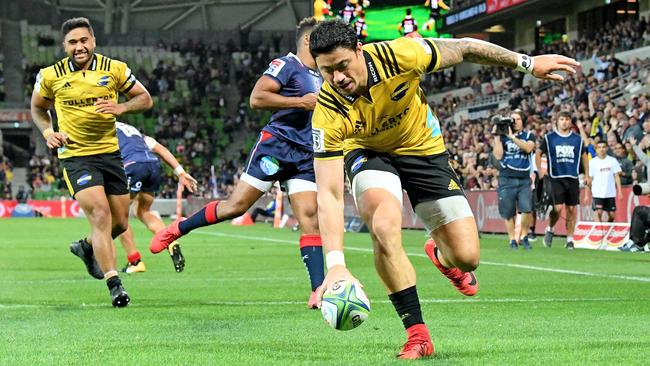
[619,135,650,252]
[491,110,536,250]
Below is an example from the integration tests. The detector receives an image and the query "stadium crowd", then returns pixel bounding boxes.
[15,14,650,200]
[440,58,650,191]
[425,18,650,93]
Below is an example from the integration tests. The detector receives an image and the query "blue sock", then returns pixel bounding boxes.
[178,201,221,234]
[300,235,325,291]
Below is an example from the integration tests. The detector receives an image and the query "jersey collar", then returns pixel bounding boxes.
[68,54,98,72]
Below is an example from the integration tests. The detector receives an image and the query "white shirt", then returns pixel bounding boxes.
[589,155,621,198]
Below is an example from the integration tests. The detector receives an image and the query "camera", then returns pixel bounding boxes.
[633,183,650,196]
[492,116,514,136]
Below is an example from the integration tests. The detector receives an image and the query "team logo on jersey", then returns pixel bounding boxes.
[390,82,409,101]
[62,81,73,90]
[97,75,110,87]
[265,59,286,78]
[350,156,367,173]
[312,128,325,152]
[77,174,92,186]
[260,156,280,176]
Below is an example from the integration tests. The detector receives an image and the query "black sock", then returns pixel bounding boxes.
[106,276,122,290]
[389,286,424,330]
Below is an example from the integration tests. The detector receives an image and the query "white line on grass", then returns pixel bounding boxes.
[0,297,641,310]
[195,230,650,283]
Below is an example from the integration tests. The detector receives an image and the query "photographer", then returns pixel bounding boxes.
[491,110,536,250]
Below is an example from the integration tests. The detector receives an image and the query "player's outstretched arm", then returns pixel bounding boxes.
[314,158,361,305]
[31,90,67,149]
[250,76,317,111]
[95,81,153,116]
[149,137,198,193]
[431,37,579,81]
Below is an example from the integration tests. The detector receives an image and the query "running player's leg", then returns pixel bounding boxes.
[107,194,132,267]
[286,180,324,308]
[134,192,164,233]
[151,132,282,252]
[150,179,266,252]
[134,191,185,272]
[117,224,146,272]
[76,187,115,273]
[286,149,325,307]
[346,150,432,359]
[74,186,128,306]
[397,153,478,296]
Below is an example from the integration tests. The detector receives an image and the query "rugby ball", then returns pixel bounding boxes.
[321,280,370,330]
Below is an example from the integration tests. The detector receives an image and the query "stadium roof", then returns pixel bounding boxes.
[42,0,312,31]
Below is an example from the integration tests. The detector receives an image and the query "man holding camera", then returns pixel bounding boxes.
[537,111,590,250]
[492,110,536,250]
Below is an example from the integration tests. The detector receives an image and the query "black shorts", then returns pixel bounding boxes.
[125,160,162,196]
[550,177,579,206]
[592,197,616,212]
[344,149,465,209]
[61,151,129,198]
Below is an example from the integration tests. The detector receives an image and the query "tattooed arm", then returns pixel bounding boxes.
[431,37,580,81]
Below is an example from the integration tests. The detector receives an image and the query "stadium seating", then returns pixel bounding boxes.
[16,14,650,197]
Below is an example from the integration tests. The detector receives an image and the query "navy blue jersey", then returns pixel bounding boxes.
[261,53,323,150]
[498,130,535,178]
[115,122,158,166]
[541,130,583,178]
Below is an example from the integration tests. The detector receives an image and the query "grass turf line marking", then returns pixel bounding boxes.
[0,297,639,310]
[195,230,650,283]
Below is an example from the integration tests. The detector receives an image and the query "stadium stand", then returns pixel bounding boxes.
[14,11,650,197]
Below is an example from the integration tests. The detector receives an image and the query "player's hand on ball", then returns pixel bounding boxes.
[95,99,127,116]
[316,265,361,307]
[531,55,579,82]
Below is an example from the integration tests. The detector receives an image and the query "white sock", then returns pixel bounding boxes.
[567,236,573,243]
[545,226,552,233]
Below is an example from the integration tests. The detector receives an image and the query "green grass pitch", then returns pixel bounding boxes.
[1,218,649,364]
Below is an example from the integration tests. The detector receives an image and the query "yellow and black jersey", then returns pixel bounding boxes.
[312,37,445,160]
[34,53,137,159]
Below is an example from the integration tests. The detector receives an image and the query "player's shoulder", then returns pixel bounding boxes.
[363,38,432,75]
[40,57,71,80]
[95,53,128,73]
[264,53,299,77]
[316,83,352,119]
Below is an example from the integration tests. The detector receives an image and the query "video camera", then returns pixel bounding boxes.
[633,183,650,196]
[491,116,515,136]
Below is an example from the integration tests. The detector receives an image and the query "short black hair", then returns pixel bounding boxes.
[406,8,412,15]
[309,19,357,58]
[296,17,318,47]
[61,17,94,37]
[596,140,607,146]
